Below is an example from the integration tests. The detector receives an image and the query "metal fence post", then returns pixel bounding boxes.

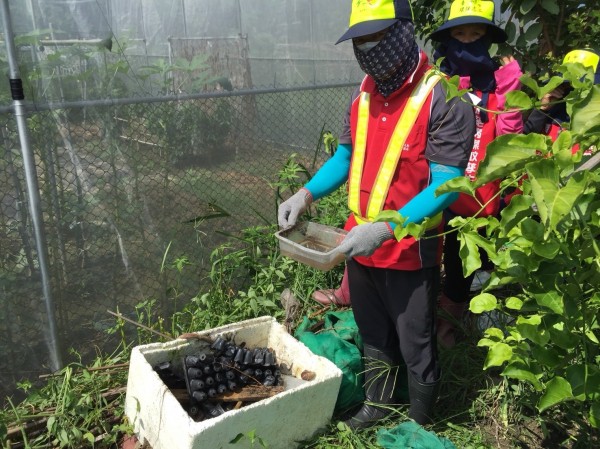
[1,0,63,371]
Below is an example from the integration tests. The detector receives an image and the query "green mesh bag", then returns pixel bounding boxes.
[294,310,364,411]
[377,421,457,449]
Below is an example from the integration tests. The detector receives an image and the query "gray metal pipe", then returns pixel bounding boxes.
[0,80,359,115]
[1,0,63,371]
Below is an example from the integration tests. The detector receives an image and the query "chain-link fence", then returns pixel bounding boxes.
[0,83,357,401]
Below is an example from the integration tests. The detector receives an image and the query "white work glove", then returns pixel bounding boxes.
[336,222,393,258]
[277,188,313,229]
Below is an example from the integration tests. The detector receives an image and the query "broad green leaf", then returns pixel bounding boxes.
[499,195,536,237]
[504,250,538,280]
[436,176,475,195]
[549,322,579,349]
[505,90,534,110]
[520,0,537,14]
[539,76,567,99]
[59,429,70,446]
[532,290,565,315]
[548,173,588,231]
[586,370,600,401]
[505,296,523,310]
[517,323,550,346]
[587,331,600,344]
[47,416,56,432]
[538,376,574,411]
[504,21,517,42]
[566,364,588,401]
[477,337,495,348]
[524,23,543,42]
[470,293,497,313]
[527,158,559,225]
[521,217,544,241]
[589,403,600,428]
[519,74,540,97]
[540,0,560,14]
[484,327,505,340]
[376,210,404,225]
[484,342,513,369]
[458,234,482,276]
[457,230,495,276]
[571,85,600,135]
[516,314,542,326]
[556,147,575,172]
[502,363,543,390]
[84,433,95,445]
[552,130,572,154]
[477,133,546,185]
[531,345,563,368]
[532,239,560,259]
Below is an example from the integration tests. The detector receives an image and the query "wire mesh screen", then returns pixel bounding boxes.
[0,84,357,400]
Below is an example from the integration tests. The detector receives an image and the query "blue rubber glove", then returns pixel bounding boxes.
[335,222,393,258]
[277,188,312,229]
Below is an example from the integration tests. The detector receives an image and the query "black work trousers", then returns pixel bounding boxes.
[347,258,440,384]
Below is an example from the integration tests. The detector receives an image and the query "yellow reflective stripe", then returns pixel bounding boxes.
[349,0,396,28]
[365,71,441,220]
[448,0,495,21]
[348,91,370,217]
[354,214,368,225]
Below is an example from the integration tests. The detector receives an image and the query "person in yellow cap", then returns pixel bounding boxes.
[278,0,475,427]
[524,48,600,136]
[427,0,524,348]
[501,48,600,207]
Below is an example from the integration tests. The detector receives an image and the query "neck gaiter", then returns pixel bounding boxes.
[354,20,420,97]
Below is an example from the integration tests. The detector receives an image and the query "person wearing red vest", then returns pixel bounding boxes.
[428,0,523,348]
[278,0,474,427]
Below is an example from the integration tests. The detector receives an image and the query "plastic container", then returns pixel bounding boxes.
[275,222,347,271]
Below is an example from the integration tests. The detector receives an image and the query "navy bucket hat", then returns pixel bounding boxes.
[336,0,413,44]
[429,0,507,43]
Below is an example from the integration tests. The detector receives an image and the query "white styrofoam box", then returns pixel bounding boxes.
[124,316,343,449]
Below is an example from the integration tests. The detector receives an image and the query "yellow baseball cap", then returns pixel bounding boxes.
[429,0,507,43]
[336,0,413,44]
[563,49,600,84]
[563,49,600,71]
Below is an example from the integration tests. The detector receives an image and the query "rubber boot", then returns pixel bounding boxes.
[408,373,440,425]
[312,266,351,306]
[344,344,400,430]
[437,293,469,348]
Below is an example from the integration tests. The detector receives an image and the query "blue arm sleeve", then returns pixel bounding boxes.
[304,143,351,201]
[389,162,463,230]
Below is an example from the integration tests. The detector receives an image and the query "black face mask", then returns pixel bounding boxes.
[435,37,498,92]
[353,20,419,97]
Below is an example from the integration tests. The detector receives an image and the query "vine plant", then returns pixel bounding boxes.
[377,61,600,428]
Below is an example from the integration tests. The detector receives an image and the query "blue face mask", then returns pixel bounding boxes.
[435,38,498,92]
